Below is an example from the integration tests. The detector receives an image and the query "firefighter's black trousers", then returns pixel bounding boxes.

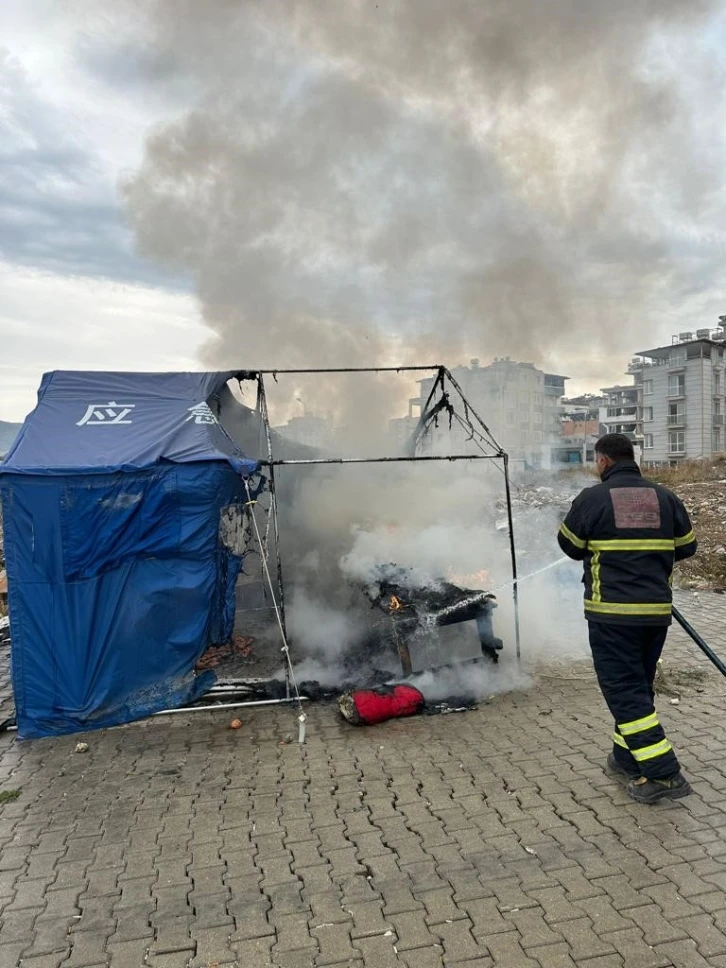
[588,622,680,780]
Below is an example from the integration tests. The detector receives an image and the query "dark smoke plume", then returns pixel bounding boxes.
[108,0,726,410]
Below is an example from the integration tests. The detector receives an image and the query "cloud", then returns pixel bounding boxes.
[0,262,206,421]
[0,49,188,289]
[0,22,206,421]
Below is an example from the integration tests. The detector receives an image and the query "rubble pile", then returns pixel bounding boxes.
[496,483,581,570]
[667,480,726,590]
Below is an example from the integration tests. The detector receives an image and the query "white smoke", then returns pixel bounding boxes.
[286,589,361,662]
[275,455,592,691]
[404,660,533,704]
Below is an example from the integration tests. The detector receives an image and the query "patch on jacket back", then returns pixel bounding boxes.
[610,487,661,528]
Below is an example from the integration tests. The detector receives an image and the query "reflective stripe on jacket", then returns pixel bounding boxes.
[557,461,697,625]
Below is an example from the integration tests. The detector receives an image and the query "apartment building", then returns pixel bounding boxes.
[389,413,419,453]
[555,395,607,464]
[274,413,332,450]
[630,320,726,463]
[600,384,639,440]
[408,358,567,467]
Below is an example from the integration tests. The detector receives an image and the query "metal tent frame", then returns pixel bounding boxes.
[232,365,521,663]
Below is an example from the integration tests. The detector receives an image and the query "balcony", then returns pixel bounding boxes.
[667,414,686,427]
[603,411,637,422]
[714,415,724,426]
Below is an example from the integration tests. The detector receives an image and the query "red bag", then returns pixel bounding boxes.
[338,684,424,725]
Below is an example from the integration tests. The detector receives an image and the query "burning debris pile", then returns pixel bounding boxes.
[495,482,582,573]
[192,556,510,728]
[361,564,502,673]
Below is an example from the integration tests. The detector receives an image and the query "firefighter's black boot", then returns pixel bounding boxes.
[606,753,640,782]
[627,772,692,803]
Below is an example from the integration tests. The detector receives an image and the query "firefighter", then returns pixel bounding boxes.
[558,433,697,803]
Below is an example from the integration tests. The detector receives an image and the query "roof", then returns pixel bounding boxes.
[636,337,725,359]
[600,384,637,394]
[0,371,258,477]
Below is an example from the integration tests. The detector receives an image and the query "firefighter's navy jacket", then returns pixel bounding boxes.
[558,461,697,625]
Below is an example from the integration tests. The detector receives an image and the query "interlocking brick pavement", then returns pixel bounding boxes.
[2,591,726,966]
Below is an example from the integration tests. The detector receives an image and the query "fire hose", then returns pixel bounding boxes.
[672,605,726,678]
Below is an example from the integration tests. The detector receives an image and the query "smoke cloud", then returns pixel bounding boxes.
[109,0,726,398]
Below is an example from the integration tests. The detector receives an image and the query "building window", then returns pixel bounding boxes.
[534,393,543,405]
[713,431,721,453]
[715,373,722,394]
[644,434,654,449]
[643,380,653,395]
[506,411,515,427]
[667,403,685,426]
[668,431,685,454]
[668,374,686,397]
[534,431,542,442]
[534,411,543,424]
[643,407,653,422]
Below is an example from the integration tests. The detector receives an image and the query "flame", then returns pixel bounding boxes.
[389,595,404,611]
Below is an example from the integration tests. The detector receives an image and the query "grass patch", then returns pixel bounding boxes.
[645,456,726,487]
[0,790,20,804]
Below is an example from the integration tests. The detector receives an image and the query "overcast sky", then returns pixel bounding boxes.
[2,2,726,422]
[0,3,207,421]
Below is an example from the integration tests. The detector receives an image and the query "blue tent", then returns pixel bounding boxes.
[0,371,259,738]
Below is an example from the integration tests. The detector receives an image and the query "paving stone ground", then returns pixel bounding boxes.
[2,590,726,967]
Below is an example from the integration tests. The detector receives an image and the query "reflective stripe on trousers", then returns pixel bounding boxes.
[588,622,679,780]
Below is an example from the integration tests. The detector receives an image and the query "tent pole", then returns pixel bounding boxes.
[441,368,502,452]
[153,697,308,716]
[261,454,504,467]
[257,375,289,696]
[503,453,521,661]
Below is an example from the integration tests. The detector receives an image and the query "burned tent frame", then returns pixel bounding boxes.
[233,365,521,664]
